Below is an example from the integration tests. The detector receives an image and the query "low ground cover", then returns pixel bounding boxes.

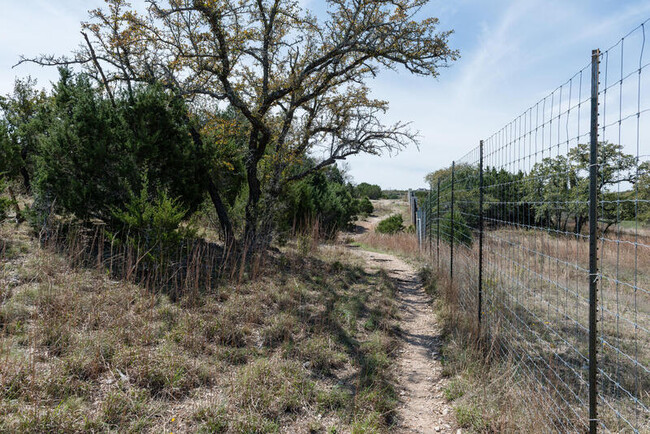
[0,222,401,432]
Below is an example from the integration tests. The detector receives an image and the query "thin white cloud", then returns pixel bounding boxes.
[452,0,536,103]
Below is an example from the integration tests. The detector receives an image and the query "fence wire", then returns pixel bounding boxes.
[412,20,650,433]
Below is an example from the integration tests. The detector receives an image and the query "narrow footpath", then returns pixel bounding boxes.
[347,205,457,433]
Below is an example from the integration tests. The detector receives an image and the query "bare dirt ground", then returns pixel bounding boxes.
[346,203,457,433]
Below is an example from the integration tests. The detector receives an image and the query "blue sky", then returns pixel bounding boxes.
[1,0,649,189]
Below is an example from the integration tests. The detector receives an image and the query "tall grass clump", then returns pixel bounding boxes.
[375,214,404,234]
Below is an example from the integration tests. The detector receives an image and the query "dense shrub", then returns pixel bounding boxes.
[0,77,48,192]
[376,214,404,234]
[355,182,382,200]
[280,166,359,238]
[0,178,12,222]
[110,184,196,263]
[358,197,374,216]
[382,190,404,200]
[35,69,205,224]
[440,212,473,246]
[0,122,22,188]
[636,171,650,224]
[0,121,24,221]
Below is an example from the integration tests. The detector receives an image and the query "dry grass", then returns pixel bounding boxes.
[419,266,565,433]
[351,198,422,261]
[348,196,648,430]
[0,222,402,432]
[421,224,650,432]
[367,199,408,220]
[355,231,421,260]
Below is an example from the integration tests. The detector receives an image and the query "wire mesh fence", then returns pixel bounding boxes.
[412,20,650,433]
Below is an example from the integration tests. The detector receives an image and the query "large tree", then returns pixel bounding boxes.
[523,142,640,233]
[22,0,457,246]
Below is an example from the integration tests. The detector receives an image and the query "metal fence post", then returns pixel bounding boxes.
[478,141,484,336]
[421,208,425,250]
[424,183,433,256]
[437,178,440,272]
[411,191,417,226]
[420,209,425,251]
[408,190,412,224]
[450,161,455,285]
[417,209,420,250]
[417,209,422,251]
[588,48,600,434]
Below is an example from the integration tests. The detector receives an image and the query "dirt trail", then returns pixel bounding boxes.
[347,206,457,433]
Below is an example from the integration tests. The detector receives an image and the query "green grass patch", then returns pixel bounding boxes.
[454,403,487,431]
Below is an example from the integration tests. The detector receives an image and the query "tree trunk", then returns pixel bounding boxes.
[184,116,234,244]
[576,215,584,235]
[243,128,272,250]
[602,220,615,235]
[206,178,234,245]
[244,158,261,248]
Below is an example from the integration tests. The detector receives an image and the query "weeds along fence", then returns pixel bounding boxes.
[411,21,650,433]
[33,220,269,302]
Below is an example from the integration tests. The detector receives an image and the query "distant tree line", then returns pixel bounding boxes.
[353,183,382,200]
[424,142,650,244]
